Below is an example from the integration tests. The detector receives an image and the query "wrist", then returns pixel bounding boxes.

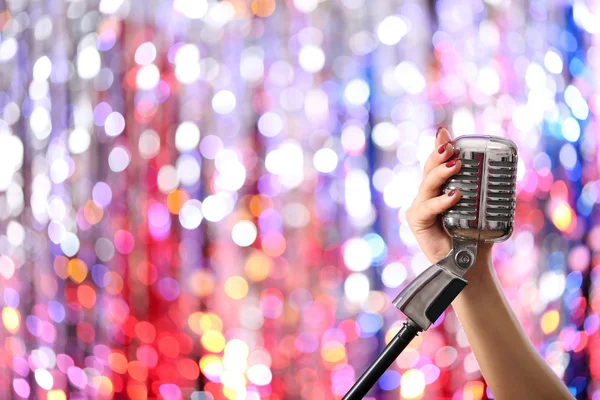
[464,246,493,280]
[457,247,497,299]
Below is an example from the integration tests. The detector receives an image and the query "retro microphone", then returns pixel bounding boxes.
[343,135,518,400]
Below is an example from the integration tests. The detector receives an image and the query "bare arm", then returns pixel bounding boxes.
[406,128,573,400]
[453,252,573,400]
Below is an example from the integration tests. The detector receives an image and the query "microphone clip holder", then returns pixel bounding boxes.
[392,238,478,331]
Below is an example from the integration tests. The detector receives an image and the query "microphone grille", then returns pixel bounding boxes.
[485,159,517,223]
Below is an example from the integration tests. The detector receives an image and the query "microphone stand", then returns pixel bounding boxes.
[342,239,478,400]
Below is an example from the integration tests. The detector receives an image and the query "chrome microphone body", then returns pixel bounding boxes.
[343,135,518,400]
[443,135,517,243]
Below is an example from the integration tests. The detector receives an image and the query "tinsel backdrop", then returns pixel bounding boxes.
[0,0,598,399]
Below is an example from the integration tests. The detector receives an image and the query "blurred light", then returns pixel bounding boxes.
[135,42,157,65]
[174,0,208,18]
[139,130,161,159]
[344,79,370,105]
[60,233,80,257]
[175,122,201,152]
[240,48,265,82]
[341,126,366,155]
[478,67,500,95]
[544,50,563,74]
[400,369,425,399]
[136,64,160,90]
[559,144,577,170]
[313,148,338,173]
[251,0,276,17]
[212,90,237,114]
[177,155,201,185]
[377,16,408,45]
[258,112,283,137]
[526,63,547,90]
[34,369,54,390]
[463,381,485,400]
[179,199,203,229]
[381,262,407,288]
[99,0,125,13]
[562,118,580,142]
[3,307,20,333]
[108,147,130,172]
[247,364,272,386]
[231,221,258,247]
[294,0,318,13]
[344,273,370,303]
[394,62,425,94]
[202,195,229,222]
[0,38,18,61]
[224,276,249,300]
[372,122,398,150]
[345,169,371,221]
[77,47,101,79]
[540,272,566,302]
[68,128,91,154]
[541,310,560,334]
[174,44,201,83]
[104,112,126,137]
[343,238,372,271]
[33,56,52,81]
[48,390,67,400]
[299,45,325,73]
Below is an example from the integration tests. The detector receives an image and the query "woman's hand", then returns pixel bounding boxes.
[406,127,493,268]
[405,127,463,264]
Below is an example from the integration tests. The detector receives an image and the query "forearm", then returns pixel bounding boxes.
[452,255,573,400]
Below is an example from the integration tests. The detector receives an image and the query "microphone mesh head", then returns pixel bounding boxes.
[443,136,517,243]
[486,160,517,223]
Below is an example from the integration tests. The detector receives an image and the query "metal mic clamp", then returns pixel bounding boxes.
[392,238,477,331]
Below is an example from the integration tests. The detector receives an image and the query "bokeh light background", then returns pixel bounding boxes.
[0,0,599,399]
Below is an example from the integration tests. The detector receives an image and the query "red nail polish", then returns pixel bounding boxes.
[436,127,443,137]
[448,189,456,196]
[446,159,456,168]
[437,144,446,154]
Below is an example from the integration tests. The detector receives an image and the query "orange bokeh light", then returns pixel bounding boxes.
[108,352,129,374]
[167,189,189,214]
[67,259,88,284]
[83,200,104,225]
[251,0,275,17]
[128,360,149,381]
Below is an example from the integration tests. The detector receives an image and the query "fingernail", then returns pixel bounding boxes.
[446,159,456,168]
[437,144,447,154]
[448,189,456,197]
[436,127,443,137]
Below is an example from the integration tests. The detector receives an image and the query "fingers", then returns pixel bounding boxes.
[421,189,462,217]
[408,190,462,225]
[423,140,455,176]
[418,158,462,200]
[435,127,451,147]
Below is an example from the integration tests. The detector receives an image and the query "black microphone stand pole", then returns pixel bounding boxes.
[342,321,421,400]
[342,241,477,399]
